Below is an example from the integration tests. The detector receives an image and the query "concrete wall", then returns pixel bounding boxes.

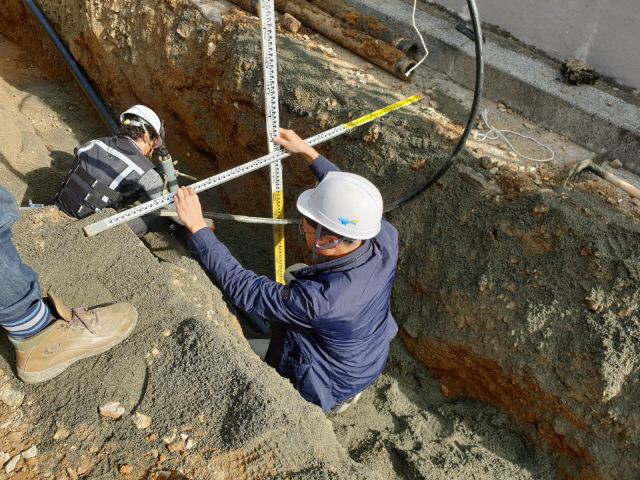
[429,0,640,91]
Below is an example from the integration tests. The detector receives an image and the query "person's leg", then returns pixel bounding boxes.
[331,392,363,414]
[247,339,271,361]
[0,185,53,339]
[1,184,138,383]
[14,291,138,383]
[126,215,167,238]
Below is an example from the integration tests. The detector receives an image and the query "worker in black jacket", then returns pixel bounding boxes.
[55,105,166,237]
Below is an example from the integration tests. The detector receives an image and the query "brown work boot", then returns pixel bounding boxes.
[14,291,137,384]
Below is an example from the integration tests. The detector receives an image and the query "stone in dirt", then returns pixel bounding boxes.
[99,402,126,419]
[5,454,20,473]
[281,13,301,34]
[0,385,24,407]
[53,425,70,440]
[21,445,37,459]
[133,413,152,429]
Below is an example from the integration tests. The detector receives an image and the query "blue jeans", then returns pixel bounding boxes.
[0,185,43,329]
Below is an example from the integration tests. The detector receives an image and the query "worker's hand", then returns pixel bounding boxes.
[174,187,209,234]
[273,128,319,164]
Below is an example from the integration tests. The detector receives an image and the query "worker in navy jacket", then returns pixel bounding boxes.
[174,128,399,413]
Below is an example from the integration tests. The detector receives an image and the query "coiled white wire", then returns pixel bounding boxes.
[473,108,555,162]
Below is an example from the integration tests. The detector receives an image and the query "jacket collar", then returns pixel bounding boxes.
[296,239,374,277]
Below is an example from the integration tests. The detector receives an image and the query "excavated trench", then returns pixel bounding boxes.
[1,1,640,479]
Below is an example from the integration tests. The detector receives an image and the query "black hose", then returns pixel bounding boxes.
[23,0,119,134]
[384,0,484,212]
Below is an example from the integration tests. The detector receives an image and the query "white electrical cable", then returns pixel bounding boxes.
[473,108,555,162]
[405,0,429,77]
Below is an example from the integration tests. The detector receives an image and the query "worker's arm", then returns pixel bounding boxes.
[138,169,164,199]
[174,187,317,327]
[273,128,339,181]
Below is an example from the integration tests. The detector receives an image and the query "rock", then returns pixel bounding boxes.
[99,402,125,419]
[456,164,502,196]
[53,425,70,440]
[479,156,494,170]
[5,454,20,473]
[162,330,171,337]
[281,13,301,34]
[0,452,9,468]
[561,58,599,85]
[7,430,23,446]
[610,159,623,169]
[133,413,152,430]
[404,311,422,339]
[119,464,133,474]
[77,455,93,475]
[533,205,549,216]
[0,385,24,407]
[410,160,426,171]
[21,445,37,459]
[363,124,380,143]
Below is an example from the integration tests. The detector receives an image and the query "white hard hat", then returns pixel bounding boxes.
[120,105,163,147]
[296,172,383,239]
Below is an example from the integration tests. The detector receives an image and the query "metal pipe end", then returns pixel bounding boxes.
[395,38,419,59]
[395,56,417,80]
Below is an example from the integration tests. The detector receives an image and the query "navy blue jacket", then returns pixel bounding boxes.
[189,156,399,413]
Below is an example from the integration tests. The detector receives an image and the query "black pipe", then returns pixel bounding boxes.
[23,0,119,134]
[385,0,484,211]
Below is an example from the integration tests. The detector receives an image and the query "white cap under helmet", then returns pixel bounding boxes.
[120,105,163,148]
[296,171,383,240]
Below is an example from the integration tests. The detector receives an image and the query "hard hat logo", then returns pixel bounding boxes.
[338,216,359,226]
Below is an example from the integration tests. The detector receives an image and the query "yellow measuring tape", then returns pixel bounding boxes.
[272,189,285,283]
[344,95,423,129]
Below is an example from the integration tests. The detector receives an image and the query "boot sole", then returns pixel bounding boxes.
[17,311,138,384]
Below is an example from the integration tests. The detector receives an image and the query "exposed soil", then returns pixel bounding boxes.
[1,1,640,479]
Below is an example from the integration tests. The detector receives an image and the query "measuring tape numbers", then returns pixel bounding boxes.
[83,95,423,237]
[259,0,287,284]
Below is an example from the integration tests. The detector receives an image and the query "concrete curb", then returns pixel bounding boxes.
[346,0,640,174]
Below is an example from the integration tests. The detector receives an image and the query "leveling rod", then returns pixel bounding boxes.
[259,0,287,284]
[83,94,423,237]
